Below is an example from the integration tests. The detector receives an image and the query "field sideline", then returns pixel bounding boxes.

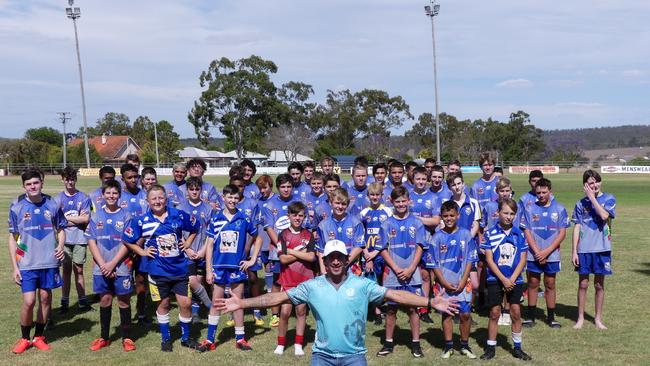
[0,173,648,366]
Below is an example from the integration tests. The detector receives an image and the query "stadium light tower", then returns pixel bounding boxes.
[66,0,90,168]
[424,1,442,164]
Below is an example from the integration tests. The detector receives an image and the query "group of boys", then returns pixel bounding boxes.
[9,152,616,362]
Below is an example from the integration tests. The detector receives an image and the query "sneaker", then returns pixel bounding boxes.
[161,340,173,352]
[236,339,253,351]
[419,313,434,324]
[460,346,477,359]
[254,316,265,327]
[273,345,284,355]
[12,338,31,354]
[294,346,305,356]
[181,338,201,350]
[89,338,110,351]
[269,314,280,328]
[225,319,235,327]
[441,347,454,359]
[547,320,562,329]
[31,336,50,351]
[411,342,423,358]
[197,339,216,353]
[78,303,94,312]
[522,319,536,328]
[513,347,532,361]
[58,304,69,315]
[480,346,496,360]
[122,338,136,352]
[376,343,393,356]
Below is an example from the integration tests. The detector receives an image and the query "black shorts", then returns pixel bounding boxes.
[486,282,524,307]
[148,274,190,301]
[187,260,206,277]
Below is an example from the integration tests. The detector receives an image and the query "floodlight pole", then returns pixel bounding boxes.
[425,1,442,164]
[66,1,90,168]
[154,121,160,168]
[58,112,70,167]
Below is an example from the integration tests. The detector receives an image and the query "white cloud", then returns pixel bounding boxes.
[622,69,643,77]
[496,79,533,88]
[549,79,584,87]
[555,102,604,109]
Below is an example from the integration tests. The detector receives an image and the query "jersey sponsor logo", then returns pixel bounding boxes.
[275,216,290,231]
[34,208,41,214]
[379,214,388,222]
[389,228,397,238]
[366,227,379,235]
[346,227,354,239]
[23,213,31,220]
[122,277,131,289]
[497,242,516,267]
[115,221,124,230]
[409,226,416,238]
[44,210,52,220]
[478,188,484,194]
[156,233,179,257]
[440,243,448,254]
[532,214,540,222]
[345,288,355,297]
[219,230,239,253]
[551,212,559,222]
[328,231,336,240]
[465,207,472,215]
[97,221,104,229]
[120,201,128,208]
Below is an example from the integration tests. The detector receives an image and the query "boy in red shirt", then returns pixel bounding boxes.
[275,201,317,356]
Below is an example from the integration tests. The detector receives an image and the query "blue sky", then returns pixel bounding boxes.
[0,0,648,139]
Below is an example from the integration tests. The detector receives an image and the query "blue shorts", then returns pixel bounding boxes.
[527,260,561,274]
[248,250,268,272]
[576,251,612,275]
[373,255,385,278]
[20,268,63,293]
[213,268,248,286]
[268,260,281,274]
[433,283,473,313]
[385,284,422,306]
[94,275,133,296]
[148,274,189,301]
[439,300,472,315]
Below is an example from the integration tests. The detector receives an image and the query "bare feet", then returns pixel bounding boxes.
[573,318,584,329]
[595,319,608,330]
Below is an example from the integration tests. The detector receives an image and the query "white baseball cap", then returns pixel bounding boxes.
[323,240,348,258]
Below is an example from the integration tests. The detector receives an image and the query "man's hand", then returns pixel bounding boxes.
[214,291,243,314]
[431,289,460,316]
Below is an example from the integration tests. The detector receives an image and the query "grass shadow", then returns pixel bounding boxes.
[47,317,95,342]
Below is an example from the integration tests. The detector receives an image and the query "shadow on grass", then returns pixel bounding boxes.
[554,303,593,323]
[633,262,650,277]
[47,317,95,342]
[472,326,513,353]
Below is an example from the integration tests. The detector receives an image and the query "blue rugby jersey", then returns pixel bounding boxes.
[54,190,91,244]
[262,194,301,260]
[470,176,499,208]
[9,196,67,270]
[177,200,213,253]
[292,181,311,203]
[443,195,481,232]
[426,228,477,288]
[430,184,453,202]
[122,207,199,277]
[521,200,570,262]
[206,209,258,269]
[571,193,616,253]
[255,193,274,252]
[311,199,332,230]
[376,214,426,287]
[243,182,260,200]
[315,214,365,253]
[89,187,104,212]
[303,191,327,227]
[119,188,148,217]
[236,196,259,223]
[179,181,220,210]
[481,200,500,230]
[481,224,528,284]
[409,189,440,229]
[85,207,132,276]
[163,181,186,208]
[346,184,370,218]
[359,205,392,252]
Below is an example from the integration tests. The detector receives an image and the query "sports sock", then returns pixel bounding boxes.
[193,286,212,309]
[179,315,192,341]
[206,315,219,343]
[61,297,69,306]
[78,296,88,306]
[460,340,469,348]
[527,305,536,320]
[295,334,304,346]
[119,306,131,339]
[191,302,200,315]
[277,336,286,346]
[547,307,556,322]
[156,312,171,342]
[445,340,453,349]
[34,322,46,337]
[512,332,522,349]
[100,306,112,340]
[487,339,497,347]
[235,326,245,342]
[264,272,274,292]
[254,309,262,318]
[21,325,31,340]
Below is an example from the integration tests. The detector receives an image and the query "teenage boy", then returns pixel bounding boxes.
[373,162,389,186]
[141,167,158,192]
[275,201,317,356]
[521,178,569,328]
[376,186,427,358]
[303,160,316,185]
[429,164,452,202]
[315,188,365,274]
[182,158,220,210]
[471,152,499,208]
[199,185,262,352]
[304,172,327,225]
[254,175,277,303]
[312,174,340,228]
[54,167,92,314]
[89,166,116,211]
[319,156,335,176]
[115,154,141,189]
[518,170,544,215]
[571,169,616,330]
[178,177,214,322]
[359,182,393,325]
[480,198,531,361]
[288,162,310,201]
[240,159,260,200]
[423,158,436,181]
[403,161,418,191]
[383,161,405,205]
[86,180,136,351]
[409,166,441,324]
[428,200,478,359]
[122,185,202,352]
[346,164,370,216]
[163,162,187,208]
[9,169,67,354]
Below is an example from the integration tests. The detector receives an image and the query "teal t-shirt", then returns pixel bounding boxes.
[287,274,387,357]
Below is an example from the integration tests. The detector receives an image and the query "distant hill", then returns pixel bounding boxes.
[543,125,650,150]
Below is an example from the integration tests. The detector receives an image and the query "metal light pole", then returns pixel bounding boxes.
[424,2,441,164]
[58,112,70,167]
[153,121,160,168]
[66,0,90,168]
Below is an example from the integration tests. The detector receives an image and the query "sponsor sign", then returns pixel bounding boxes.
[601,165,650,174]
[460,166,482,173]
[508,166,559,174]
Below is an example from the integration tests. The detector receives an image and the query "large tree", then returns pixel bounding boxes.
[83,112,132,137]
[25,127,63,146]
[188,55,280,162]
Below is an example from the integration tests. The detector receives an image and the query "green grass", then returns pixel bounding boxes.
[0,173,648,365]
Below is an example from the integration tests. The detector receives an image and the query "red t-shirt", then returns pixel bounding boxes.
[278,228,316,289]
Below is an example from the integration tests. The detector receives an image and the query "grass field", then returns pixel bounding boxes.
[0,173,648,366]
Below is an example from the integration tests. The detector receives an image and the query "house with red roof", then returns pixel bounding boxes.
[68,135,141,165]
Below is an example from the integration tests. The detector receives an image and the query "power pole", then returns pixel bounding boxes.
[58,112,71,167]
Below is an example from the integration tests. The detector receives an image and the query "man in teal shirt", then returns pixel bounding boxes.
[216,239,459,365]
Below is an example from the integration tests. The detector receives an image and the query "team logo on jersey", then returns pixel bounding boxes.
[425,200,432,209]
[409,226,416,238]
[478,188,484,194]
[44,210,51,220]
[550,213,559,223]
[465,207,471,215]
[460,240,466,250]
[346,288,355,297]
[440,243,448,254]
[328,231,336,239]
[542,212,548,217]
[115,221,124,230]
[497,243,516,266]
[380,215,387,222]
[124,227,134,237]
[130,198,136,203]
[345,227,354,238]
[34,208,41,214]
[245,209,252,218]
[120,201,128,208]
[122,278,131,289]
[97,221,104,229]
[272,208,279,216]
[307,202,313,209]
[23,213,31,220]
[190,215,197,226]
[532,214,540,222]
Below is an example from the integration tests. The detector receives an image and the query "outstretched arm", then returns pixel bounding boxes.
[214,291,292,314]
[384,288,459,316]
